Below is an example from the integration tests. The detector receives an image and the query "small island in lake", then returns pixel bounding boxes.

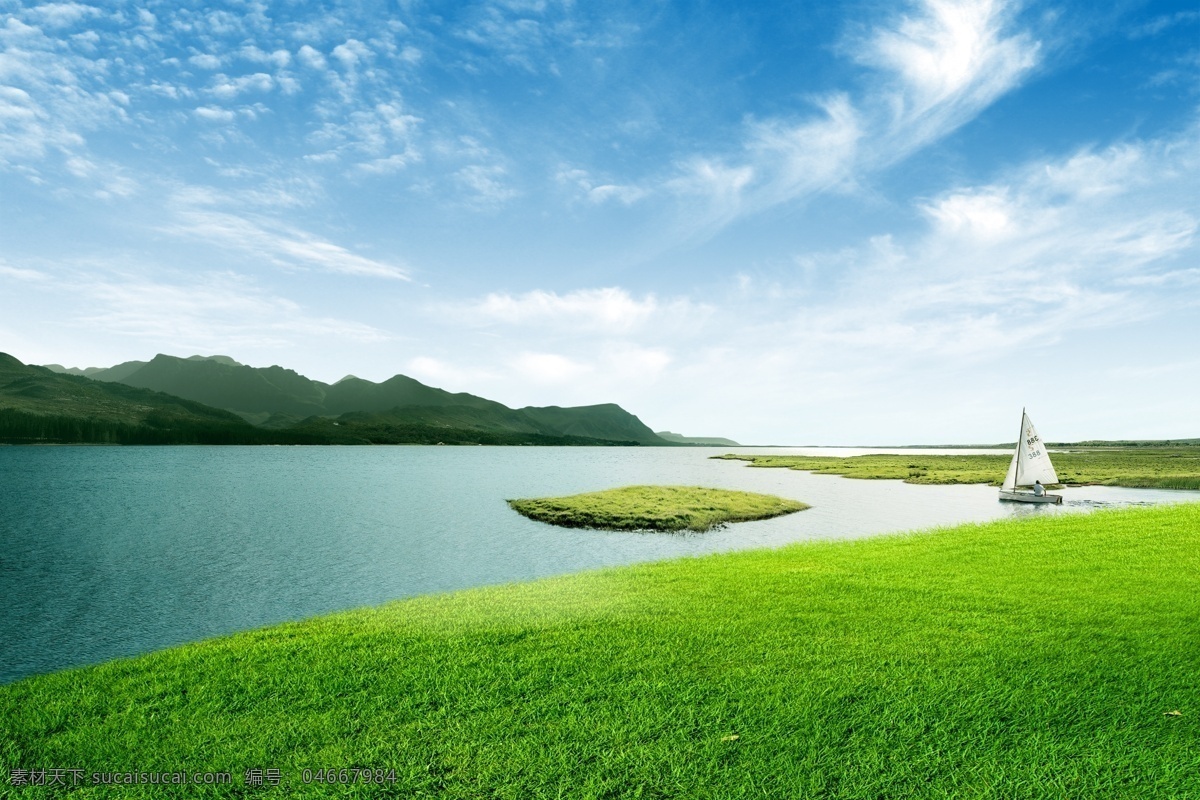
[508,485,809,532]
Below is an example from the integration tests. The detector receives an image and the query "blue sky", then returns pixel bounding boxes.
[1,0,1197,444]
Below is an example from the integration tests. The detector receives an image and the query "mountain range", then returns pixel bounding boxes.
[0,353,316,445]
[6,352,711,446]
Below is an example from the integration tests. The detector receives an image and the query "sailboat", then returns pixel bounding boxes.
[998,409,1064,504]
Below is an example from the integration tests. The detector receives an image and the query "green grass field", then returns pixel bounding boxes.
[716,447,1200,489]
[507,485,809,531]
[3,503,1199,798]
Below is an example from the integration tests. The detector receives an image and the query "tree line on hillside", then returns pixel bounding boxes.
[0,408,326,446]
[0,408,644,447]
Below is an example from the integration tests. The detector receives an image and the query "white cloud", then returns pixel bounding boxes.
[24,3,100,28]
[1039,145,1148,199]
[0,18,128,168]
[667,95,862,234]
[1118,268,1200,288]
[587,183,646,204]
[1129,10,1200,39]
[454,163,517,206]
[450,0,612,76]
[296,45,327,70]
[922,189,1016,241]
[467,287,689,334]
[458,9,546,73]
[406,355,497,390]
[164,194,411,280]
[194,105,236,122]
[509,344,671,388]
[209,72,274,99]
[657,0,1039,238]
[332,39,372,70]
[602,343,671,378]
[510,351,591,384]
[412,286,696,407]
[142,80,192,99]
[240,45,291,68]
[189,53,222,69]
[77,272,391,350]
[558,167,649,205]
[307,101,422,165]
[0,263,51,282]
[862,0,1039,149]
[745,95,863,202]
[782,126,1199,363]
[356,153,417,174]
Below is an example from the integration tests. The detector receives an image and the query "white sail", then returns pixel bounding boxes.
[1013,411,1059,487]
[1001,449,1019,490]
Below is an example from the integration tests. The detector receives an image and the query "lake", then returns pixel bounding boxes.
[1,445,1193,683]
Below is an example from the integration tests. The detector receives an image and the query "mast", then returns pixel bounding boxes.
[1013,407,1026,489]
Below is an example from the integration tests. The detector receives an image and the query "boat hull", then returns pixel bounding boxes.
[998,489,1063,504]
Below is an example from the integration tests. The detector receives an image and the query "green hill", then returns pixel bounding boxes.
[43,359,150,383]
[40,364,105,377]
[324,373,502,415]
[0,354,321,445]
[520,404,665,444]
[19,352,668,446]
[117,355,327,416]
[656,430,741,446]
[90,353,667,445]
[88,359,149,383]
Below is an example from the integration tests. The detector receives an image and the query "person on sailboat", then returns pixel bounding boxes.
[1033,480,1045,497]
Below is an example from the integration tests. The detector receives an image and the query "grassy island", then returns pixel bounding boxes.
[507,485,809,531]
[2,503,1198,797]
[715,447,1200,490]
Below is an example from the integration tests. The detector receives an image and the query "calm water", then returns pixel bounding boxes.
[1,445,1194,684]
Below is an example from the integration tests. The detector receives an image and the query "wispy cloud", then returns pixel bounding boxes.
[858,0,1039,158]
[509,351,591,384]
[165,192,410,280]
[758,123,1199,364]
[1,261,392,359]
[23,3,101,29]
[453,163,517,207]
[555,168,647,205]
[0,16,128,169]
[189,53,223,70]
[456,0,567,74]
[1,3,428,191]
[208,72,275,99]
[654,0,1040,239]
[307,101,422,169]
[462,287,704,334]
[1128,10,1200,39]
[194,105,237,122]
[0,263,51,282]
[507,343,672,388]
[666,94,862,234]
[405,355,500,391]
[77,272,392,350]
